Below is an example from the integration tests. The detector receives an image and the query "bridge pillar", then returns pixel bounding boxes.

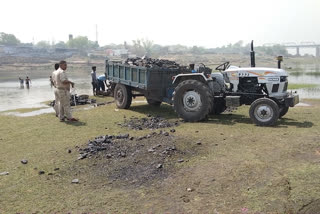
[316,47,320,57]
[296,47,300,56]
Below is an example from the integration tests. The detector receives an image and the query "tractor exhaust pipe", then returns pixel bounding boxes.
[250,40,256,67]
[277,56,283,69]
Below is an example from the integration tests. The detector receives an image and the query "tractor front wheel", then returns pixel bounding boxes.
[279,106,289,118]
[249,98,279,126]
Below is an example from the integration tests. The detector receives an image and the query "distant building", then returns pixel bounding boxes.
[105,49,129,58]
[0,45,78,59]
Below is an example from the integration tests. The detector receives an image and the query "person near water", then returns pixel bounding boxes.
[49,76,54,88]
[25,76,31,88]
[91,66,98,96]
[97,74,107,92]
[51,63,60,117]
[18,77,24,88]
[53,60,78,122]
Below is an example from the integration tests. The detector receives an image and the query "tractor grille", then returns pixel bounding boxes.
[272,84,279,93]
[283,82,288,92]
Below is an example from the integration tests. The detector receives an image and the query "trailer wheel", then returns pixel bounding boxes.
[147,99,162,106]
[173,80,213,122]
[114,83,132,109]
[249,98,279,126]
[279,106,289,118]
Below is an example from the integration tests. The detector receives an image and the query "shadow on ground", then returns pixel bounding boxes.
[64,121,87,126]
[128,104,314,128]
[129,104,178,119]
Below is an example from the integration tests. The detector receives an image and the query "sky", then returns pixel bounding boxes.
[1,0,319,48]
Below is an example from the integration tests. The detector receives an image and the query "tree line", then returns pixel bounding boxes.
[0,32,98,51]
[0,32,289,57]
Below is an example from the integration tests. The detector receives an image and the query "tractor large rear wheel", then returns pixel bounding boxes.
[173,80,213,122]
[249,98,279,126]
[114,83,132,109]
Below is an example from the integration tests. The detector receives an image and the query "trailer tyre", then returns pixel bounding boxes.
[249,98,279,126]
[114,83,132,109]
[147,99,162,106]
[173,80,213,122]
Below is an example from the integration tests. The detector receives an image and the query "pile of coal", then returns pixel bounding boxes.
[49,94,96,107]
[120,116,179,130]
[78,134,130,158]
[77,132,177,161]
[77,131,181,185]
[125,57,187,70]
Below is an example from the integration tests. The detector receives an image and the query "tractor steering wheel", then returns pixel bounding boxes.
[215,62,230,71]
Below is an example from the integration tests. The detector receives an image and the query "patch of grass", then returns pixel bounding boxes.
[1,98,320,213]
[288,83,319,89]
[289,71,304,76]
[289,71,320,76]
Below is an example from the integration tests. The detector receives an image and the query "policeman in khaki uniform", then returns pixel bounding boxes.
[51,63,60,117]
[54,60,78,122]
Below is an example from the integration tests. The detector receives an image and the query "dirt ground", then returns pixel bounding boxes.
[1,97,319,213]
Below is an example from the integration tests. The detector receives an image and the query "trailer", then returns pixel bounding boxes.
[105,60,190,108]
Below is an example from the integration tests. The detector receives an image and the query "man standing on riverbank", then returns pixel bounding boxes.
[25,76,31,89]
[18,77,24,88]
[51,63,60,117]
[54,61,78,122]
[91,66,98,96]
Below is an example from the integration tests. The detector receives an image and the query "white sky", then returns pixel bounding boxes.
[1,0,319,48]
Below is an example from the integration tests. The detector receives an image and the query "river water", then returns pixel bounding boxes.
[0,75,93,112]
[0,69,319,112]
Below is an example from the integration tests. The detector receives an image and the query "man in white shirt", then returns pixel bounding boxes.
[54,60,78,122]
[91,66,98,95]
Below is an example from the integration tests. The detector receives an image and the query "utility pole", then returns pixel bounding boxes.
[95,24,98,45]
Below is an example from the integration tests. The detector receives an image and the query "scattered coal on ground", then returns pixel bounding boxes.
[119,115,179,130]
[76,132,193,186]
[125,57,188,70]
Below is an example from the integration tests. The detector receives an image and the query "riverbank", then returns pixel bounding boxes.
[1,97,320,213]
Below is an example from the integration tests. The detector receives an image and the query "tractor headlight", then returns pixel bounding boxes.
[280,76,287,82]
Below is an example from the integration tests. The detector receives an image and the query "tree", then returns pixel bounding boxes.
[54,41,67,48]
[141,38,154,57]
[132,39,145,56]
[191,46,205,54]
[36,40,51,49]
[0,32,20,45]
[67,36,98,50]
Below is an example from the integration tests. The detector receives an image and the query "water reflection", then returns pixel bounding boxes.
[0,76,92,112]
[4,107,55,117]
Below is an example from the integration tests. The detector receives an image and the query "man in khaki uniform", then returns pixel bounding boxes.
[52,63,60,117]
[54,60,78,122]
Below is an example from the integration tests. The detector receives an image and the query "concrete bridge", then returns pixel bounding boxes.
[263,42,320,57]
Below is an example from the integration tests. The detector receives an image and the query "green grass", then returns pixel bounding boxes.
[1,98,320,213]
[288,83,319,89]
[289,71,320,76]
